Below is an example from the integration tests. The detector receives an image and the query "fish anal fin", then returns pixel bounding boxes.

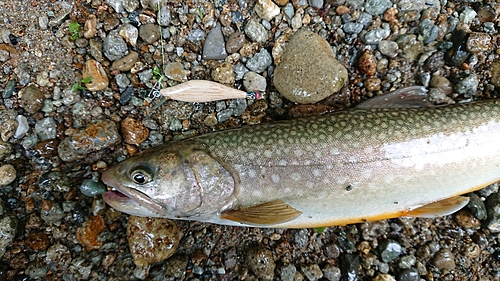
[405,196,470,218]
[221,200,302,226]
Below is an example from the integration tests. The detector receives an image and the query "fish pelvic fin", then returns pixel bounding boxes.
[405,196,470,218]
[220,200,302,226]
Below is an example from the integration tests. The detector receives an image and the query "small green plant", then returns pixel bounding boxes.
[153,65,164,82]
[69,22,80,40]
[72,77,92,92]
[315,227,326,234]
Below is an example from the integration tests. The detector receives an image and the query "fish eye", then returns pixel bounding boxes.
[130,170,152,185]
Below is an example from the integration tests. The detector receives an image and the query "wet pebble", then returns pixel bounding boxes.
[0,140,12,161]
[373,274,396,281]
[397,268,419,281]
[301,264,323,281]
[246,246,275,281]
[80,179,106,197]
[26,231,50,251]
[40,201,65,224]
[0,164,16,186]
[121,117,149,145]
[82,59,109,91]
[3,80,16,98]
[274,29,347,104]
[127,216,180,267]
[398,255,416,269]
[118,24,138,47]
[490,59,500,88]
[379,239,402,262]
[255,0,280,21]
[34,117,57,141]
[281,264,297,281]
[245,19,268,44]
[0,118,17,142]
[363,27,390,44]
[203,22,227,60]
[34,139,60,157]
[158,2,171,26]
[341,253,360,281]
[0,215,17,258]
[365,0,391,15]
[76,215,106,251]
[455,74,478,97]
[84,16,97,39]
[466,32,492,53]
[59,120,120,162]
[21,85,45,114]
[432,248,455,271]
[378,40,399,57]
[397,34,424,61]
[246,48,272,73]
[419,19,439,44]
[46,243,71,273]
[357,50,377,76]
[103,31,128,61]
[478,183,498,198]
[322,264,341,281]
[467,193,487,220]
[364,78,381,92]
[445,30,469,66]
[89,39,104,61]
[139,23,161,44]
[226,32,246,54]
[211,61,235,84]
[165,61,188,82]
[243,71,267,92]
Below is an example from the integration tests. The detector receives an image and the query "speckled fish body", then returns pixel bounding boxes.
[102,100,500,228]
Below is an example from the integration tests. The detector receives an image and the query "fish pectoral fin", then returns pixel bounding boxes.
[220,200,302,226]
[356,86,432,109]
[405,196,470,218]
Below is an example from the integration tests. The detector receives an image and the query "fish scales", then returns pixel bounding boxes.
[102,100,500,228]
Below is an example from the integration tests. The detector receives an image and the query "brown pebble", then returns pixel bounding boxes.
[429,75,453,95]
[9,253,29,269]
[461,243,480,259]
[76,215,106,251]
[102,252,117,268]
[20,85,45,115]
[432,248,455,271]
[127,216,181,267]
[453,209,481,228]
[121,117,149,145]
[273,0,289,6]
[82,59,109,91]
[26,231,50,251]
[125,143,138,156]
[289,104,333,118]
[357,50,377,76]
[226,32,246,54]
[364,78,382,92]
[466,32,492,53]
[110,51,139,72]
[336,6,350,15]
[34,139,60,157]
[211,61,235,85]
[1,119,17,142]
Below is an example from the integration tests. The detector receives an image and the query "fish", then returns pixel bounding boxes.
[102,87,500,228]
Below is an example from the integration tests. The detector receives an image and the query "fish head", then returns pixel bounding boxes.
[102,141,236,220]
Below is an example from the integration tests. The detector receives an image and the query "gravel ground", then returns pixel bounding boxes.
[2,0,500,280]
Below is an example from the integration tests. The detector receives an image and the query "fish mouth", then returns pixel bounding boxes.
[101,168,168,217]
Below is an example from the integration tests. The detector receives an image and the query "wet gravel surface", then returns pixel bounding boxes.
[2,0,500,280]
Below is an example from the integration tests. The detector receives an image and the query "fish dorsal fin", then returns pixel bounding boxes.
[356,86,432,109]
[220,200,302,226]
[405,196,470,218]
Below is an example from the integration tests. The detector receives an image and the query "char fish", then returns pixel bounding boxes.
[102,87,500,228]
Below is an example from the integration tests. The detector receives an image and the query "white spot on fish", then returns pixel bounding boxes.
[306,181,314,189]
[278,159,288,166]
[294,150,304,157]
[312,169,322,177]
[290,172,301,181]
[271,174,280,183]
[264,150,273,158]
[248,169,257,178]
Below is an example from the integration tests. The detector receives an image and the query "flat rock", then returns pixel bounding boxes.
[82,60,109,91]
[274,29,348,104]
